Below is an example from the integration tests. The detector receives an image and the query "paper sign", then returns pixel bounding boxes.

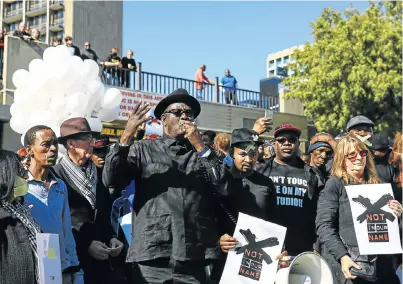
[119,212,133,244]
[36,233,62,284]
[345,183,403,255]
[219,213,287,284]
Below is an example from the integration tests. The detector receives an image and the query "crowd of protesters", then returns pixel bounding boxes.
[0,86,401,284]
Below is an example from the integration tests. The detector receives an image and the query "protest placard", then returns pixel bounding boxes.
[36,233,62,284]
[219,213,286,284]
[345,183,403,255]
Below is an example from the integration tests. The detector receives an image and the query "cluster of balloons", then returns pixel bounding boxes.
[10,45,123,146]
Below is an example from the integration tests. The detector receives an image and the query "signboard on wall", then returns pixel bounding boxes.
[118,89,166,120]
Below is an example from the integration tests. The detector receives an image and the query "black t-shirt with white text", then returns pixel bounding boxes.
[268,160,317,255]
[121,57,137,72]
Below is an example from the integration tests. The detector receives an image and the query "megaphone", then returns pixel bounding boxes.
[275,252,333,284]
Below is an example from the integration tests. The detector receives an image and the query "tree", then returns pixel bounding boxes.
[283,1,402,135]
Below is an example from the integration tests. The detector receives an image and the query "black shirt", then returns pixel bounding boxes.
[268,160,317,255]
[103,137,226,262]
[104,54,121,75]
[217,168,274,236]
[121,57,136,72]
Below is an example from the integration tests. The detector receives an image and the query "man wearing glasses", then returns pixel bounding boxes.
[260,123,324,257]
[103,88,227,283]
[53,117,124,283]
[80,41,99,62]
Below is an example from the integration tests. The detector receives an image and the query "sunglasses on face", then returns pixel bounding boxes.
[345,149,369,162]
[164,109,194,119]
[76,135,96,144]
[275,136,298,144]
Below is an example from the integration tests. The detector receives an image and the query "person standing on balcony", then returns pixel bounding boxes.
[220,69,238,105]
[195,64,214,101]
[13,22,30,40]
[30,29,40,41]
[53,37,62,47]
[120,49,137,89]
[101,48,121,87]
[64,36,81,57]
[80,42,99,62]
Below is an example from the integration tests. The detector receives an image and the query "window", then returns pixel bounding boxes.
[283,56,289,64]
[269,70,275,77]
[268,60,275,68]
[276,58,282,66]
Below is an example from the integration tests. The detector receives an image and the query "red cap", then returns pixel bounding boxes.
[274,123,301,138]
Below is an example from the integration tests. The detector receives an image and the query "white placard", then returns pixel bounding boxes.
[36,233,62,284]
[219,213,287,284]
[345,183,403,255]
[119,212,133,244]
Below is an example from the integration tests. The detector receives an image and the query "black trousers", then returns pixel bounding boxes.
[132,258,208,284]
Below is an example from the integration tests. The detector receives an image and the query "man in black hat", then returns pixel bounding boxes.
[372,132,395,184]
[103,88,227,283]
[346,115,375,147]
[52,117,124,283]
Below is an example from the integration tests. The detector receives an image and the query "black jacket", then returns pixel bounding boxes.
[374,154,395,184]
[103,137,227,263]
[52,164,115,282]
[0,206,36,284]
[316,177,400,284]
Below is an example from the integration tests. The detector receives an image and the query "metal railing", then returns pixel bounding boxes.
[50,18,64,27]
[27,1,47,11]
[50,0,64,5]
[100,63,279,110]
[29,23,47,34]
[5,8,23,18]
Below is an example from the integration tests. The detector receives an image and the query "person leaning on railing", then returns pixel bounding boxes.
[100,48,121,87]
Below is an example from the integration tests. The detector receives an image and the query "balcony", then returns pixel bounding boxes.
[26,2,47,17]
[49,0,64,11]
[49,18,63,32]
[3,8,23,24]
[3,0,18,3]
[29,23,47,35]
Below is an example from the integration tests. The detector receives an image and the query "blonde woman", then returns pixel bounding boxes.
[316,135,402,284]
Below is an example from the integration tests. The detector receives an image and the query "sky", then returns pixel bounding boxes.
[122,1,370,91]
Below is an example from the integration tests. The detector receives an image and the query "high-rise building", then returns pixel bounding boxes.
[0,0,123,59]
[266,45,304,78]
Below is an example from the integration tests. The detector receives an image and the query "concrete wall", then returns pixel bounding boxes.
[279,88,304,116]
[72,1,123,60]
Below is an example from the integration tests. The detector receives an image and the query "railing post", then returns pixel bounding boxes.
[214,77,219,103]
[136,62,142,91]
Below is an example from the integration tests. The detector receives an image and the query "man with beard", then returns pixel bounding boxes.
[262,123,323,256]
[53,118,124,283]
[24,125,84,283]
[103,88,226,284]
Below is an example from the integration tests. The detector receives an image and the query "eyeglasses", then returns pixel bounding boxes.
[77,135,96,144]
[345,149,369,162]
[275,136,298,144]
[164,109,194,118]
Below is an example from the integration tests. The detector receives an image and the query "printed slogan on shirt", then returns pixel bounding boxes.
[270,176,308,208]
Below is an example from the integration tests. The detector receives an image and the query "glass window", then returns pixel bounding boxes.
[276,58,282,66]
[283,56,289,64]
[268,60,274,68]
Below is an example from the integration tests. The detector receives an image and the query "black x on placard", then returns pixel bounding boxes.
[353,193,395,223]
[235,229,279,265]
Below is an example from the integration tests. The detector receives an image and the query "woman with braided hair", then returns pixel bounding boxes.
[0,149,42,284]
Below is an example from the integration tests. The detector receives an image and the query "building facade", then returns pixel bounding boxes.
[0,0,122,60]
[266,45,304,78]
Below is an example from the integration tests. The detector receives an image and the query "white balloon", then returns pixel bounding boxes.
[28,59,45,75]
[50,125,60,138]
[20,134,25,146]
[43,47,58,63]
[83,59,100,80]
[10,116,27,134]
[87,80,104,95]
[97,108,119,122]
[102,88,123,109]
[66,92,88,114]
[55,45,71,59]
[12,69,29,88]
[87,117,103,132]
[10,103,26,117]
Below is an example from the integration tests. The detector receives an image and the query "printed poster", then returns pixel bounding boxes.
[36,233,62,284]
[219,213,287,284]
[345,183,403,255]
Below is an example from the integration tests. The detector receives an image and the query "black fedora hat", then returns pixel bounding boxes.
[154,88,201,120]
[58,117,100,144]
